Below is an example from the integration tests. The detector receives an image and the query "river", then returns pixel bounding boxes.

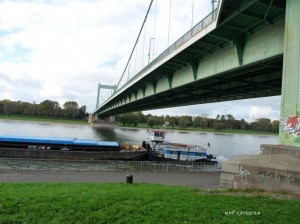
[0,120,278,161]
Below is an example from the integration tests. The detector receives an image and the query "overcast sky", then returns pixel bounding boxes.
[0,0,281,121]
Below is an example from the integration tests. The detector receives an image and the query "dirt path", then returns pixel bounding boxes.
[0,171,221,189]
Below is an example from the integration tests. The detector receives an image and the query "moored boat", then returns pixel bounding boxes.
[144,127,216,162]
[155,142,216,162]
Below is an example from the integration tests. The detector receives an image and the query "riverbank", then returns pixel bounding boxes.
[0,114,88,125]
[117,123,278,136]
[1,115,277,136]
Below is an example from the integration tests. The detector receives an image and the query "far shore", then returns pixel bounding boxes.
[92,121,278,136]
[0,115,88,125]
[0,115,278,136]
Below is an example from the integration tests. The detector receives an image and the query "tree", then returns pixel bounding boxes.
[136,112,146,123]
[193,116,201,128]
[178,117,189,130]
[240,119,246,130]
[271,120,280,133]
[200,114,209,129]
[213,122,226,130]
[37,100,60,117]
[147,117,156,128]
[256,118,271,132]
[63,101,79,119]
[1,99,14,115]
[77,105,87,119]
[127,113,140,127]
[119,113,128,126]
[225,114,235,129]
[169,116,177,128]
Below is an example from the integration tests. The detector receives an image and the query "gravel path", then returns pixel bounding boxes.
[0,171,221,189]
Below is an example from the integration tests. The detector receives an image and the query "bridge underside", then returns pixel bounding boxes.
[101,56,282,117]
[96,0,285,117]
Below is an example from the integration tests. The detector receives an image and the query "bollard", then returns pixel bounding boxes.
[126,174,133,184]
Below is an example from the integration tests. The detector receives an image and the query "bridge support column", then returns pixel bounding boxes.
[279,0,300,147]
[220,1,300,192]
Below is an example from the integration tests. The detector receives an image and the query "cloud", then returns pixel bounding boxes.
[0,0,151,111]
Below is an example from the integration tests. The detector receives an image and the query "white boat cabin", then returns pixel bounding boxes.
[148,129,165,142]
[157,143,208,161]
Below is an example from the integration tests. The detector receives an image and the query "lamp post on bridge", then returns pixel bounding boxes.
[148,37,154,64]
[211,0,217,11]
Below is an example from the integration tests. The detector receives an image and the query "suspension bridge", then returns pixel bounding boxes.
[93,0,299,149]
[92,0,300,192]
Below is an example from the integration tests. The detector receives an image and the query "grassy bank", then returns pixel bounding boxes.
[118,123,277,135]
[0,183,298,223]
[0,114,88,125]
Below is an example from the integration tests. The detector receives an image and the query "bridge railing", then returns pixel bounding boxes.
[97,9,218,111]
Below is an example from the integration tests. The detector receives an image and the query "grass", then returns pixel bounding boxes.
[0,114,88,125]
[0,183,299,224]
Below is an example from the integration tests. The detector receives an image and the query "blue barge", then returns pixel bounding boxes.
[0,135,147,160]
[0,135,120,151]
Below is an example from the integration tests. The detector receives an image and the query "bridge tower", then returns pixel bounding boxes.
[220,0,300,193]
[279,0,300,148]
[94,83,116,122]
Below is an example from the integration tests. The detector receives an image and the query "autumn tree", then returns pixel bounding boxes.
[38,100,60,117]
[63,101,79,119]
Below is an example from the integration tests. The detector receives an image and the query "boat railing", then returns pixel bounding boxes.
[0,158,221,173]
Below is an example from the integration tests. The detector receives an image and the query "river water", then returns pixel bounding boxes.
[0,120,278,161]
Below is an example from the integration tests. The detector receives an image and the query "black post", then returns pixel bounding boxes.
[126,174,133,184]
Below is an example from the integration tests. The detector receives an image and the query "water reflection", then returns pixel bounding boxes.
[92,127,117,141]
[198,132,208,135]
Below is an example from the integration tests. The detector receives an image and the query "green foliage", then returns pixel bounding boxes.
[0,183,298,224]
[63,101,79,119]
[115,111,279,134]
[271,120,279,133]
[213,122,226,130]
[118,112,141,127]
[178,117,189,129]
[147,116,157,128]
[0,99,88,119]
[0,114,88,124]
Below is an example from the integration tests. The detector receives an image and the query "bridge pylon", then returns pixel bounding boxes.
[220,0,300,193]
[279,0,300,148]
[93,83,116,124]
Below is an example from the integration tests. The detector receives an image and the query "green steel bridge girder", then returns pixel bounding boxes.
[97,18,284,116]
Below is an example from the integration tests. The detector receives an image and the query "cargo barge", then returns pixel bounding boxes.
[0,135,148,160]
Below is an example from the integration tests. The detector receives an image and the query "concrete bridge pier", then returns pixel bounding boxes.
[88,113,115,126]
[220,0,300,193]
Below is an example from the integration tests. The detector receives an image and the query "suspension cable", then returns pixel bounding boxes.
[167,0,171,47]
[116,0,153,89]
[191,0,194,28]
[152,0,157,60]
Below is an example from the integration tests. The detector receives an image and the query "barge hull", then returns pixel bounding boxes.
[0,148,148,160]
